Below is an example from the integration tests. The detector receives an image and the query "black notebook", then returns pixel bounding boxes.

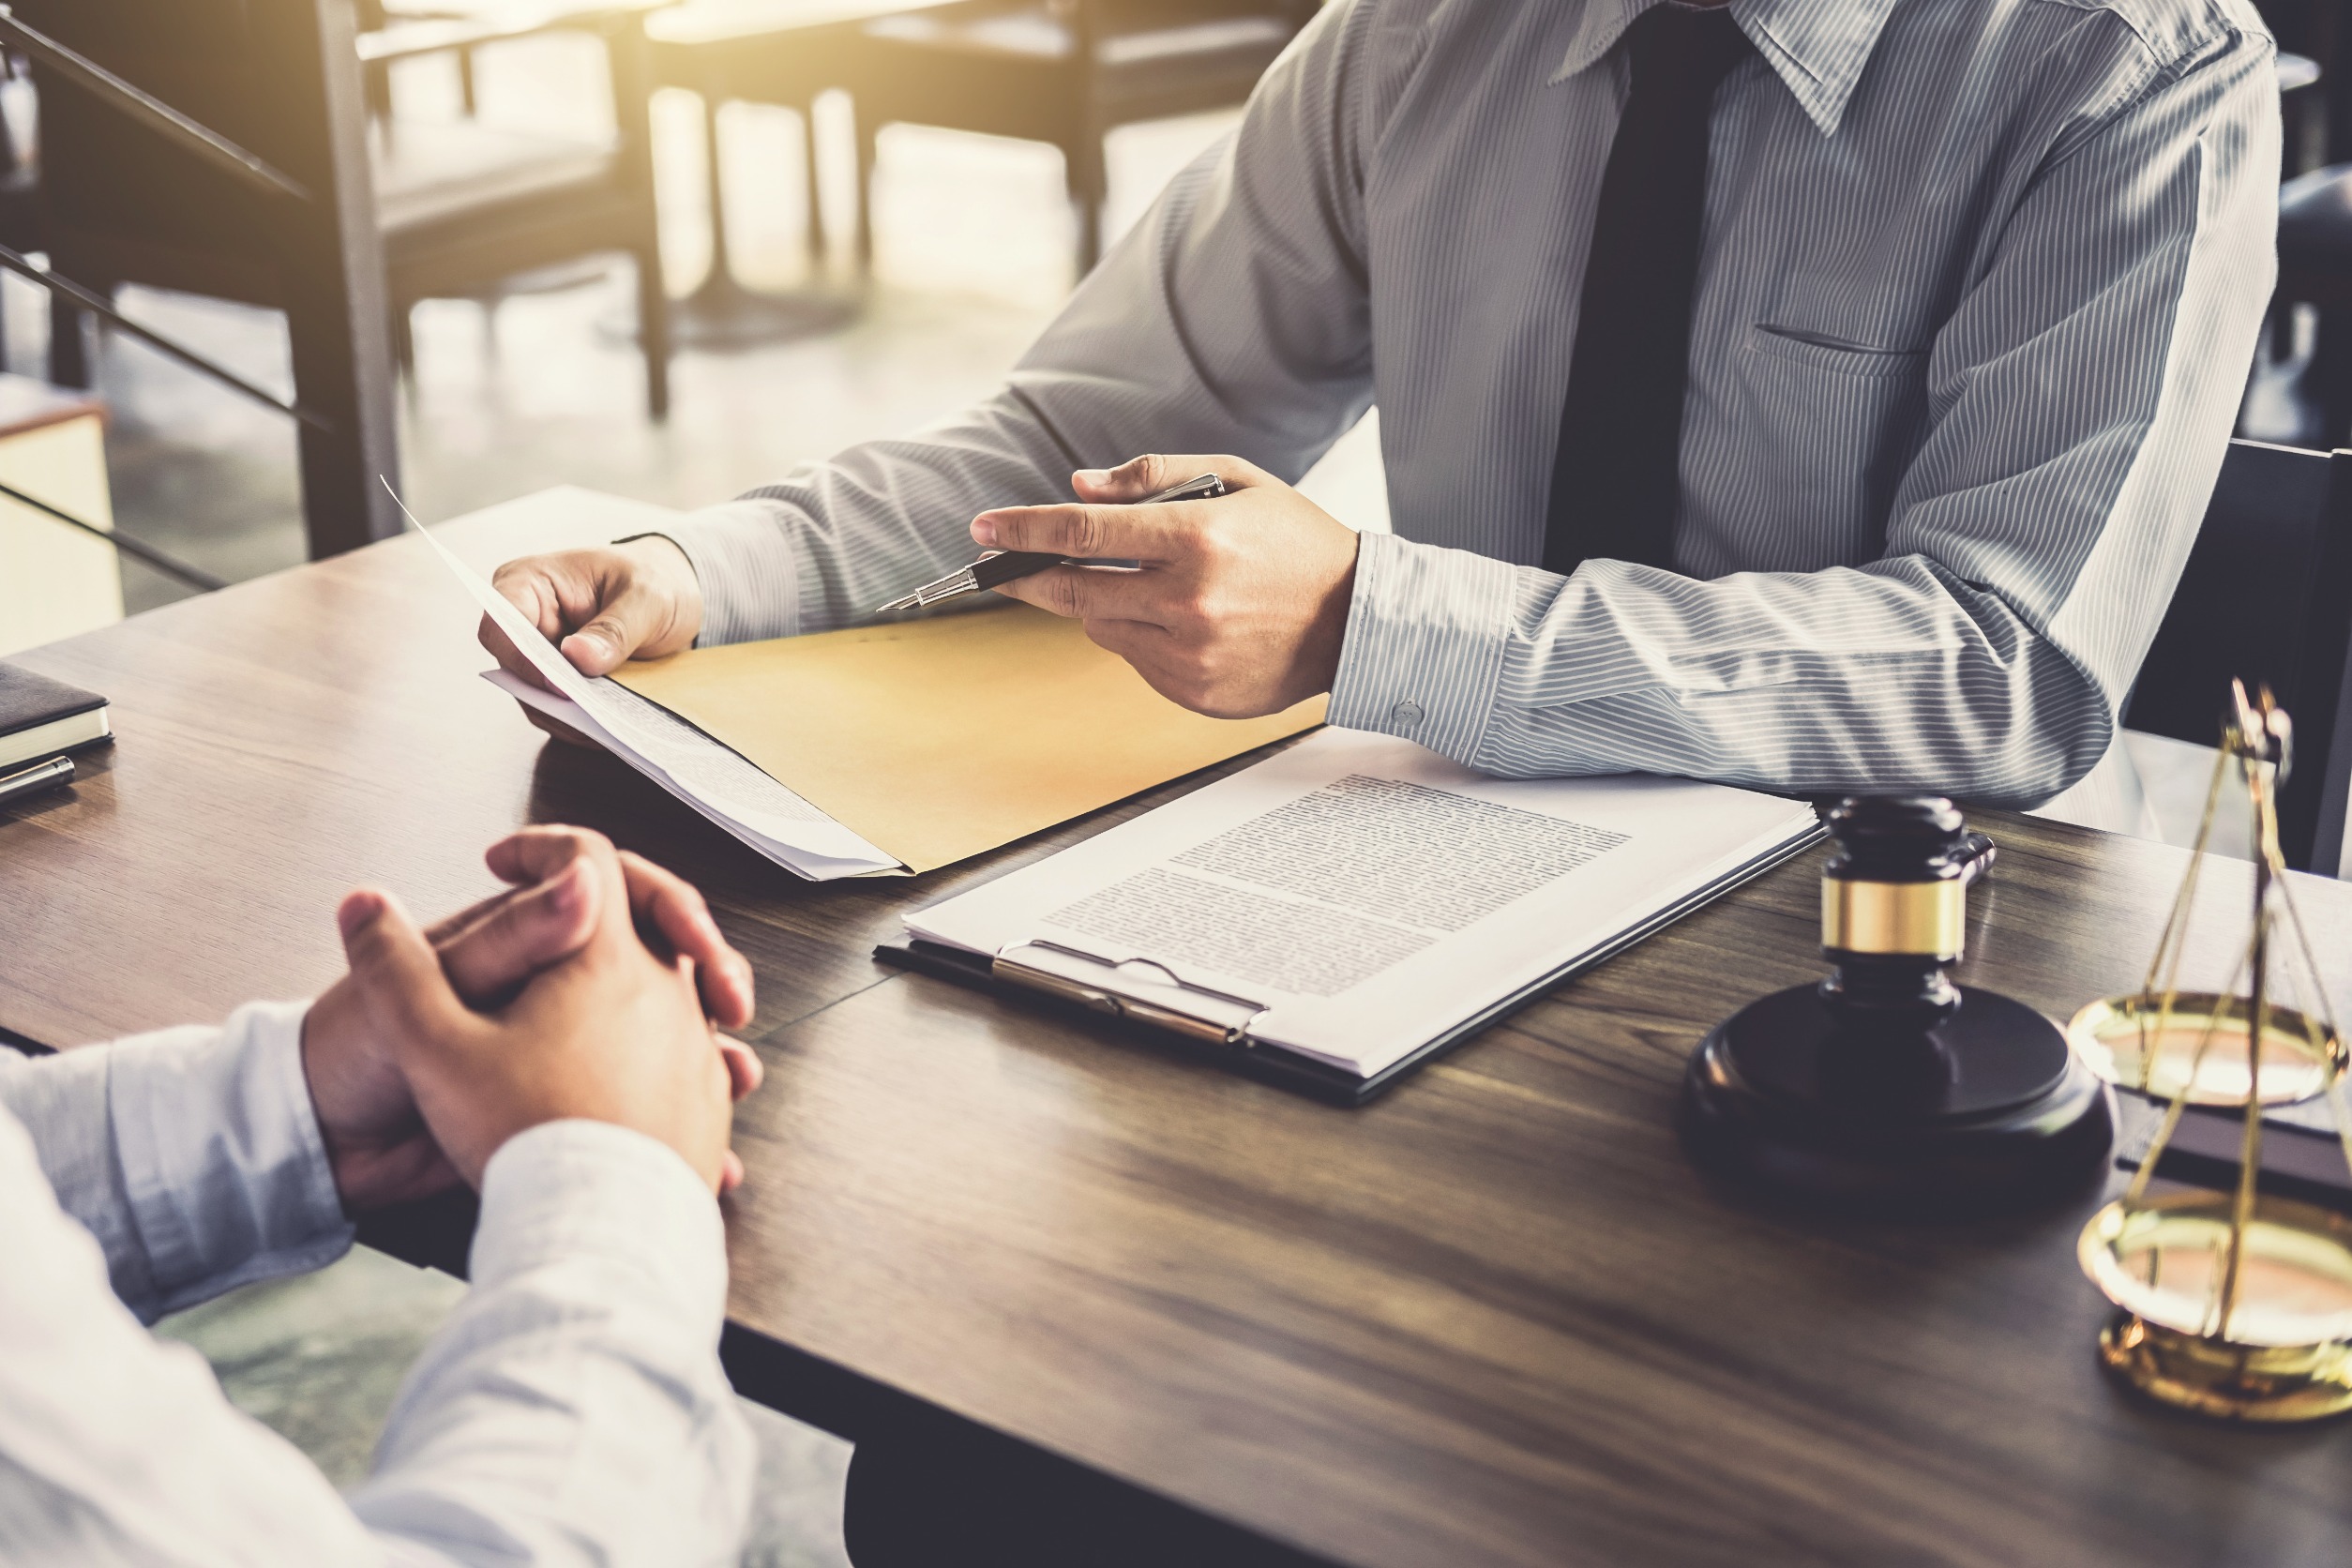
[0,663,110,773]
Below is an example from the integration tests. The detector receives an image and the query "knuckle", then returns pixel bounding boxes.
[1065,509,1109,559]
[549,825,602,855]
[1173,588,1218,628]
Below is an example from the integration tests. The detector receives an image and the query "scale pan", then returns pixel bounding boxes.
[2081,1191,2352,1347]
[2067,994,2339,1107]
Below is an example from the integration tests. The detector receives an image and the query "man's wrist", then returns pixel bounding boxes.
[1325,531,1516,761]
[111,1003,354,1312]
[647,498,807,646]
[611,533,707,650]
[473,1119,730,1324]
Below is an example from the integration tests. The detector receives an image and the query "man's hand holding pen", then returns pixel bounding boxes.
[478,451,1359,726]
[974,454,1359,718]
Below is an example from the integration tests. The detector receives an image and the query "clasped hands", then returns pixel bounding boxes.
[481,453,1360,722]
[303,825,759,1213]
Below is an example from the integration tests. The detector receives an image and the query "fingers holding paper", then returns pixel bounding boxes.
[479,536,705,746]
[972,454,1359,719]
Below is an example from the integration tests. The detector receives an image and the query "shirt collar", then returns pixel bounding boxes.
[1550,0,1904,137]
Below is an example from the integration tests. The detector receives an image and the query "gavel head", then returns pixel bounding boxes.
[1818,795,1970,1030]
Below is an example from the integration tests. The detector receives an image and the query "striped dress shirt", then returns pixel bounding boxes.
[663,0,2279,810]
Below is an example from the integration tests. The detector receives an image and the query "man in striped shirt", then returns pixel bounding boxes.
[488,0,2277,831]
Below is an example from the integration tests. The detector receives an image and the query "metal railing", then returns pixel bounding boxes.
[0,4,366,590]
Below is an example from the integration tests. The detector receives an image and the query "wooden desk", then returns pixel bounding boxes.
[7,488,2352,1567]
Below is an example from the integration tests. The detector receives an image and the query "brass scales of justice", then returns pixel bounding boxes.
[2069,680,2352,1422]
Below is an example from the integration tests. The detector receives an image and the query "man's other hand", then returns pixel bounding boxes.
[972,455,1359,718]
[303,827,758,1212]
[480,536,703,745]
[336,833,740,1196]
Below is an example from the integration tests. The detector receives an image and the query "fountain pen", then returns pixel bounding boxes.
[872,473,1228,614]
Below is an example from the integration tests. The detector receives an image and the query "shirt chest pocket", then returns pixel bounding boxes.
[1704,324,1932,567]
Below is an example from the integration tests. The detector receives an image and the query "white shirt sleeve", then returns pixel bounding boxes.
[0,1002,354,1323]
[0,1020,756,1567]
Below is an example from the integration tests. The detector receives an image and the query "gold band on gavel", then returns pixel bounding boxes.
[1822,878,1967,959]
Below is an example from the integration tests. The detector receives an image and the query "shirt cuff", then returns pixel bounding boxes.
[108,1002,354,1318]
[1326,530,1519,763]
[472,1121,730,1330]
[649,498,807,647]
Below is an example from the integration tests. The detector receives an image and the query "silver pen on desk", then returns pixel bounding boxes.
[873,473,1229,614]
[0,755,74,810]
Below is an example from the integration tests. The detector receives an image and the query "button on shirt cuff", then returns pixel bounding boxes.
[472,1120,730,1330]
[652,499,807,648]
[107,1001,354,1319]
[1327,530,1518,763]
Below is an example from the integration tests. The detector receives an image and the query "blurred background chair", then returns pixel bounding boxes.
[0,52,41,370]
[850,0,1318,274]
[2123,438,2352,875]
[644,0,926,346]
[42,0,672,419]
[2244,1,2340,445]
[15,0,403,558]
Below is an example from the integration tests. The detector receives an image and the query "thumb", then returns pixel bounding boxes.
[339,889,480,1050]
[559,578,669,676]
[1072,452,1177,504]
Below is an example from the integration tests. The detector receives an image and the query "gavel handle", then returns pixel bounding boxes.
[1957,830,1998,885]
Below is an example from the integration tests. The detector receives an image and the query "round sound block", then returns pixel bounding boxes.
[1680,983,2115,1214]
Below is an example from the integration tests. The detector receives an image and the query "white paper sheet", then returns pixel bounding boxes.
[904,730,1822,1077]
[404,512,902,879]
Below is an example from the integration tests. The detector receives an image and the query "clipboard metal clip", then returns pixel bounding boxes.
[992,940,1270,1048]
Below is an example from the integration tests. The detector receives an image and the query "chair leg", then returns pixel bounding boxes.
[803,99,827,267]
[48,290,89,389]
[1066,131,1107,278]
[2318,304,2352,449]
[637,247,671,422]
[458,46,477,117]
[390,303,415,383]
[854,105,878,274]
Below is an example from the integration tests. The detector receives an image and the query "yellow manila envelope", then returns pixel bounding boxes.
[612,603,1325,873]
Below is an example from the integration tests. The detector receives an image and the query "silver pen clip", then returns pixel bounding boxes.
[876,560,988,614]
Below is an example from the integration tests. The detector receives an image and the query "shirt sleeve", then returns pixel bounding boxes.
[1327,23,2280,807]
[0,1104,754,1568]
[0,1093,385,1563]
[0,1002,354,1323]
[351,1121,757,1568]
[657,0,1381,645]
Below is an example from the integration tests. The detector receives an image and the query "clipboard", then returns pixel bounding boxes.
[874,821,1824,1106]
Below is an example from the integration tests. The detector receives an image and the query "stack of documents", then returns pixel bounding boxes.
[415,519,1321,879]
[894,730,1824,1097]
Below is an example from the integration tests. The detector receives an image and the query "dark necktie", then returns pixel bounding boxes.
[1542,5,1753,577]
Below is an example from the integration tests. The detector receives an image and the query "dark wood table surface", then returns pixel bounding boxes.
[7,489,2352,1568]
